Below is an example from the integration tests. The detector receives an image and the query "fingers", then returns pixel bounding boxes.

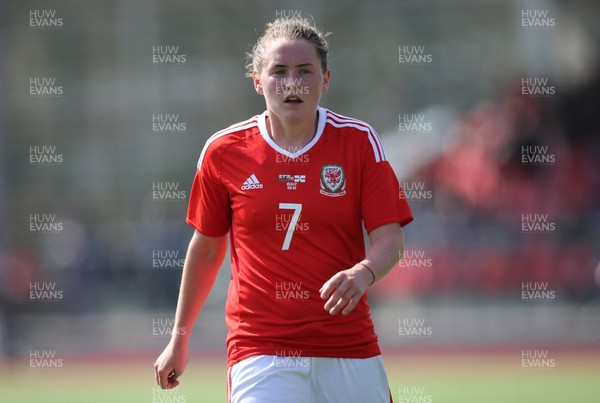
[320,272,365,316]
[319,274,342,300]
[157,365,170,389]
[159,368,179,389]
[341,293,362,316]
[324,286,350,314]
[320,277,343,310]
[155,361,181,389]
[167,370,180,388]
[328,288,353,315]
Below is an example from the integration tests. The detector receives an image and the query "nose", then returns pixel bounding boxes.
[282,75,301,91]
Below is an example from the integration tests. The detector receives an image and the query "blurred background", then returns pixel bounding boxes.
[1,0,599,402]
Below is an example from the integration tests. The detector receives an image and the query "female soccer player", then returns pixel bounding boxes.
[154,17,413,402]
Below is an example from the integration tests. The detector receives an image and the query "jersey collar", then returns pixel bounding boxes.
[258,106,327,158]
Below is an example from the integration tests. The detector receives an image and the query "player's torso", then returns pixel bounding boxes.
[213,113,382,360]
[219,123,375,339]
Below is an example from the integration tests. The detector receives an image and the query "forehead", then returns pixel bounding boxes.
[262,38,319,66]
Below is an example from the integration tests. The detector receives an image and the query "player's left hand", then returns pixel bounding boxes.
[320,265,373,316]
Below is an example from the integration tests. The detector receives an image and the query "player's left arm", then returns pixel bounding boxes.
[320,222,404,316]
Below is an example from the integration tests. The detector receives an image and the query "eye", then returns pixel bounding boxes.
[272,69,286,75]
[299,69,311,74]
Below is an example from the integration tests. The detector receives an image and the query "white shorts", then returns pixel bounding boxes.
[227,354,392,403]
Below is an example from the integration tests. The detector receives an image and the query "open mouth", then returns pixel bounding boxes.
[284,95,303,104]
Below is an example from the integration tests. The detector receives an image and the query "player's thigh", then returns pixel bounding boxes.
[309,356,391,403]
[229,355,311,403]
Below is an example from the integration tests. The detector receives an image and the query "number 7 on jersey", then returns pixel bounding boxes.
[278,203,302,250]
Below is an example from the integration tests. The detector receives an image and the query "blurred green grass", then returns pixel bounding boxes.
[0,349,598,402]
[384,349,599,403]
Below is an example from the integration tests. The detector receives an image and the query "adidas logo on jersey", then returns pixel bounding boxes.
[241,174,264,190]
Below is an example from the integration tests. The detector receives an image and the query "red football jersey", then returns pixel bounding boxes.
[187,107,413,366]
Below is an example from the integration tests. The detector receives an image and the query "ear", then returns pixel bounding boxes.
[321,69,331,93]
[252,71,263,95]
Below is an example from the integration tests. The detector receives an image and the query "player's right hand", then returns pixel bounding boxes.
[154,339,189,389]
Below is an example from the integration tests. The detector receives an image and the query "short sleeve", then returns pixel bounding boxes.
[186,149,232,237]
[360,133,413,233]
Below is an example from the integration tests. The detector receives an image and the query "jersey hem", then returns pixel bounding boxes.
[226,344,382,367]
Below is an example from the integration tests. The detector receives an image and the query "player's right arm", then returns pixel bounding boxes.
[154,230,228,389]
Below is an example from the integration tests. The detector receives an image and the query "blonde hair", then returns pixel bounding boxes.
[245,17,330,78]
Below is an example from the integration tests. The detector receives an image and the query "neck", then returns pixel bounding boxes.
[266,110,319,150]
